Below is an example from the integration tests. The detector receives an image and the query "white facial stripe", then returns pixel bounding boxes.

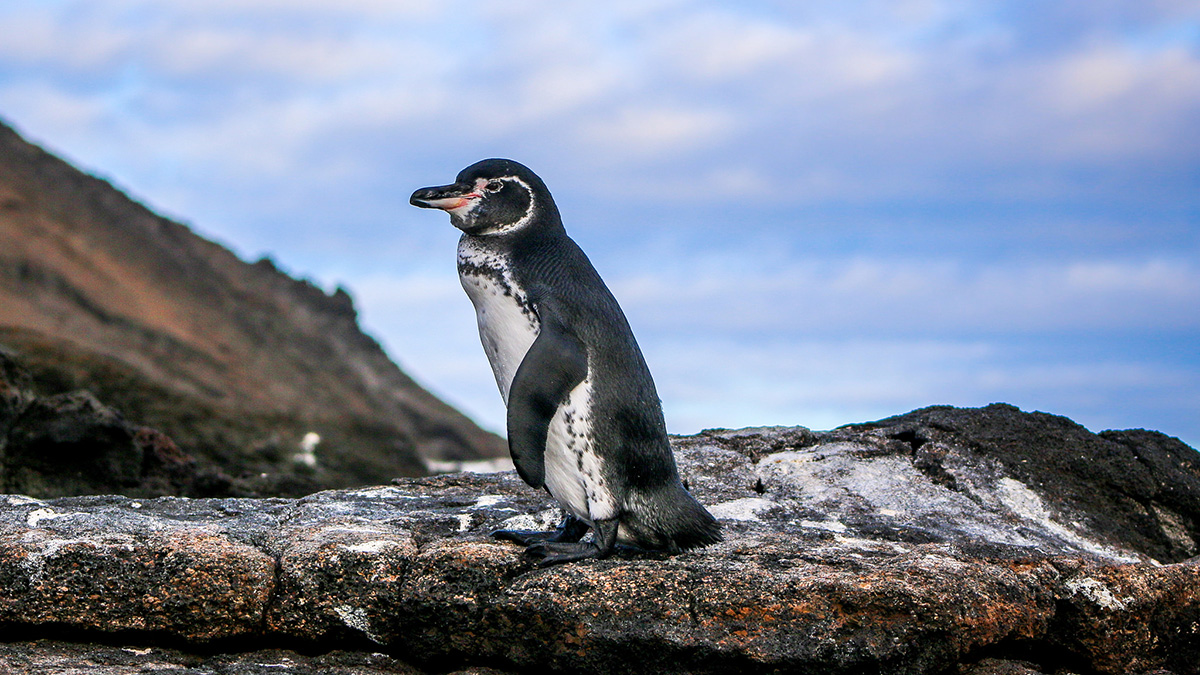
[473,175,537,236]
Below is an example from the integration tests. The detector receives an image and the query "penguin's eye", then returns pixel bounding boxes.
[484,180,503,193]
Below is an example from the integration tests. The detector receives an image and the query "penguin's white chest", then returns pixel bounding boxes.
[458,239,539,403]
[542,376,617,524]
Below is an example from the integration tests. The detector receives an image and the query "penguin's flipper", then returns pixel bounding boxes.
[506,311,587,489]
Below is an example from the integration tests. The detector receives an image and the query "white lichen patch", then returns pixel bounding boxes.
[997,478,1143,563]
[997,477,1050,521]
[334,605,384,644]
[345,486,420,500]
[800,519,848,533]
[756,447,849,506]
[19,533,135,583]
[252,658,296,669]
[829,535,910,554]
[342,540,400,555]
[758,445,972,523]
[1066,576,1131,611]
[708,497,776,522]
[753,442,1148,563]
[1151,502,1197,557]
[322,526,396,538]
[26,508,68,528]
[472,495,508,509]
[497,508,563,532]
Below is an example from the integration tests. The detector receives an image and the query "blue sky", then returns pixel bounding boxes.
[1,0,1198,447]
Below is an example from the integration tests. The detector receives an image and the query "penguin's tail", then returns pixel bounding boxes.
[624,485,722,552]
[667,488,723,551]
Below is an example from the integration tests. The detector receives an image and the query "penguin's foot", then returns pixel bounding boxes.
[491,514,589,546]
[526,541,603,566]
[524,518,619,567]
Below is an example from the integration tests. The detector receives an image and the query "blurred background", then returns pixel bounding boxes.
[1,0,1197,447]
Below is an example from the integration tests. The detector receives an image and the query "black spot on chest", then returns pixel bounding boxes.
[457,239,542,328]
[463,268,514,300]
[459,266,537,327]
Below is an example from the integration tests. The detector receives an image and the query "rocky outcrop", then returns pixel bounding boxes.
[0,119,506,496]
[1,404,1198,674]
[0,347,219,498]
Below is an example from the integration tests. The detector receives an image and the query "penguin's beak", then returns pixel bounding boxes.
[410,183,480,212]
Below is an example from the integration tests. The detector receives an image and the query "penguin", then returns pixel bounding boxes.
[410,158,721,566]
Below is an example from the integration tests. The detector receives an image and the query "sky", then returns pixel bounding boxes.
[1,0,1198,448]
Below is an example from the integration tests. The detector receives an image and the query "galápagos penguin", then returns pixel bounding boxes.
[410,158,721,566]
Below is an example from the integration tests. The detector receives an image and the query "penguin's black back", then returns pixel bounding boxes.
[507,226,719,550]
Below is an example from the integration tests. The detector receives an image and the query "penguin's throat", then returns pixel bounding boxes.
[457,239,541,402]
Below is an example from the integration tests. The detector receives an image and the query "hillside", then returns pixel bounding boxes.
[0,118,505,497]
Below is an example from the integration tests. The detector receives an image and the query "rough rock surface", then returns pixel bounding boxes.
[0,347,238,498]
[0,119,505,496]
[1,404,1198,675]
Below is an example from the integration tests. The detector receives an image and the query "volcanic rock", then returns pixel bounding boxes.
[1,404,1198,674]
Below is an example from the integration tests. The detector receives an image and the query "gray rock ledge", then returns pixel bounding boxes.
[2,404,1198,675]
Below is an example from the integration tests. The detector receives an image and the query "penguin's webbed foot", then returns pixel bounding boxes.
[491,513,589,546]
[525,541,604,567]
[523,517,619,568]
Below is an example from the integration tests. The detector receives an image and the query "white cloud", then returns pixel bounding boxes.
[515,62,627,119]
[654,11,812,81]
[1065,259,1199,292]
[170,0,436,15]
[612,256,1200,335]
[0,82,108,136]
[143,29,414,82]
[7,0,1198,199]
[0,11,129,71]
[640,334,1194,435]
[1025,44,1200,160]
[581,106,733,155]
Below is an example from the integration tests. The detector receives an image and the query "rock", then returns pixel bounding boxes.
[0,347,210,497]
[0,641,434,675]
[838,404,1200,563]
[0,405,1198,675]
[957,659,1057,675]
[0,119,506,496]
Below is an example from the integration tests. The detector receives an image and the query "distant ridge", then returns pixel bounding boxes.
[0,118,505,496]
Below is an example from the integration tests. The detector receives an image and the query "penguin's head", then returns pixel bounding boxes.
[410,158,557,237]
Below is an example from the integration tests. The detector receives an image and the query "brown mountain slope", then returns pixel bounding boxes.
[0,118,505,496]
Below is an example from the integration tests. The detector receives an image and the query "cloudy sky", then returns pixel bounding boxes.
[2,0,1198,447]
